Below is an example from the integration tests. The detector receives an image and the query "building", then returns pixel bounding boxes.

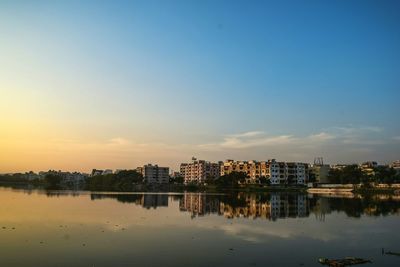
[220,159,308,185]
[330,164,349,170]
[220,160,261,182]
[310,158,330,183]
[360,161,378,176]
[310,164,330,183]
[180,159,221,184]
[102,169,113,175]
[91,169,104,176]
[271,161,308,185]
[137,164,169,184]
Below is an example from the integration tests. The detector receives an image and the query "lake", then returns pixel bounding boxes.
[0,187,399,267]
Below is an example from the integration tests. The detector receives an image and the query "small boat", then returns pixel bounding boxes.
[318,257,372,267]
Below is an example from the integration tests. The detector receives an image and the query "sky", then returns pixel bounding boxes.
[0,0,399,173]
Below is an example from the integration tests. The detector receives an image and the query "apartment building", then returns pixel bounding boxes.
[137,164,169,184]
[180,159,221,184]
[220,159,308,185]
[220,160,261,179]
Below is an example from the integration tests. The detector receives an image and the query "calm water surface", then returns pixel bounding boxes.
[0,187,399,267]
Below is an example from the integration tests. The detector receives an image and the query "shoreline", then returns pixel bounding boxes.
[0,181,398,195]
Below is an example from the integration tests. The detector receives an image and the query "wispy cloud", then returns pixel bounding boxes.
[198,126,390,154]
[308,132,336,141]
[199,131,331,151]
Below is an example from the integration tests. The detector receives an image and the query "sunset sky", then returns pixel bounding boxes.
[1,0,399,173]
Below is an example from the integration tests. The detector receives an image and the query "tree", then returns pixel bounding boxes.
[374,166,397,185]
[45,173,62,188]
[86,170,143,191]
[328,165,366,184]
[171,175,184,184]
[259,177,270,185]
[215,172,247,187]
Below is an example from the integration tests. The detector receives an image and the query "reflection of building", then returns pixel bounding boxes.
[270,193,309,220]
[141,194,168,209]
[310,196,331,221]
[179,193,220,217]
[220,159,308,185]
[180,159,221,184]
[218,193,309,220]
[220,194,272,219]
[137,164,169,184]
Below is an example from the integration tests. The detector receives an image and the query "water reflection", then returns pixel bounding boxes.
[6,187,400,220]
[91,193,169,209]
[1,187,400,267]
[81,192,400,220]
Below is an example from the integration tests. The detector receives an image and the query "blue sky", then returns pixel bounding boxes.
[0,0,399,172]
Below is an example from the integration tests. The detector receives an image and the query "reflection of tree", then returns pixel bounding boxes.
[91,194,143,204]
[90,193,169,209]
[313,195,400,218]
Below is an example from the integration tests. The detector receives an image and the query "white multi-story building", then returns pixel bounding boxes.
[269,161,308,185]
[180,159,220,184]
[137,164,169,184]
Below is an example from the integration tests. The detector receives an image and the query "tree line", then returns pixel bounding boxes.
[327,165,400,185]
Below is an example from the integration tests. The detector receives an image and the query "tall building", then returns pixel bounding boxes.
[180,159,221,184]
[137,164,169,184]
[220,159,308,185]
[310,158,330,183]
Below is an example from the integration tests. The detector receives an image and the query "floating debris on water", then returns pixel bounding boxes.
[318,257,372,266]
[382,248,400,257]
[385,251,400,257]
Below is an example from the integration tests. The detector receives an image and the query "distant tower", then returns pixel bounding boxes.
[314,157,324,166]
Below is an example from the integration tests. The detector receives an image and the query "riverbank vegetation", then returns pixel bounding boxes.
[328,165,400,185]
